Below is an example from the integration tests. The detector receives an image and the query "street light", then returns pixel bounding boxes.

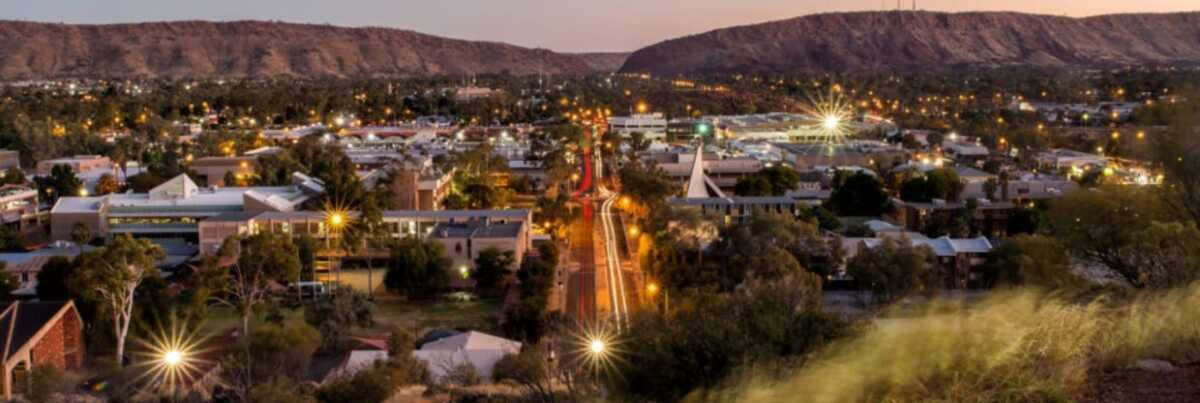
[589,339,606,355]
[822,115,841,131]
[163,349,184,367]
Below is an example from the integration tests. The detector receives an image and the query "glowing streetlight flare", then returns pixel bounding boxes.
[328,212,345,228]
[823,115,841,130]
[163,350,183,366]
[589,339,606,355]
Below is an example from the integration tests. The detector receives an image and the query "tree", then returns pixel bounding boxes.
[304,289,375,350]
[384,237,452,299]
[618,162,677,218]
[733,166,801,196]
[297,233,318,282]
[612,279,846,402]
[218,232,302,335]
[41,164,82,202]
[349,195,387,297]
[0,264,17,301]
[247,377,316,403]
[70,222,92,246]
[73,235,165,366]
[1,166,25,185]
[35,256,76,300]
[926,131,946,149]
[444,362,482,386]
[27,364,67,403]
[473,247,514,296]
[223,322,321,402]
[492,349,553,400]
[1044,186,1174,288]
[846,236,937,304]
[1120,221,1200,288]
[829,171,890,216]
[985,235,1082,289]
[703,212,843,289]
[95,173,120,195]
[899,168,963,202]
[1151,102,1200,225]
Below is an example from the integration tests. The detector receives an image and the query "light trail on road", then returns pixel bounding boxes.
[598,183,629,329]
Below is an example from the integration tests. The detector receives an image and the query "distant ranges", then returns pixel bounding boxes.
[2,11,1200,79]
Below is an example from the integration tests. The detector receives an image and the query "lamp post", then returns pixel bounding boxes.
[326,211,346,285]
[161,349,185,402]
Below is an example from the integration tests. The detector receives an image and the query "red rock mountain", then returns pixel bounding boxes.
[620,11,1200,75]
[0,20,602,79]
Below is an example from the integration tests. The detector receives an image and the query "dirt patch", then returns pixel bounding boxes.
[1079,363,1200,403]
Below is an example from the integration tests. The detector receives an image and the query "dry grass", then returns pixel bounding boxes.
[706,284,1200,403]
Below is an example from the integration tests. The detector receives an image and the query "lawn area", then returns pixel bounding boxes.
[373,297,503,334]
[197,295,503,337]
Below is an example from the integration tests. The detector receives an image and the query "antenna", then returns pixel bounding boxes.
[912,0,917,10]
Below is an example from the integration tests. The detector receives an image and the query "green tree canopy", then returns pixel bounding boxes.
[384,237,452,299]
[829,171,890,217]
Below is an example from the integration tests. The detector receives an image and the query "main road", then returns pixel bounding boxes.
[565,123,633,327]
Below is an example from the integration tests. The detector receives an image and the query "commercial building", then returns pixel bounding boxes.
[652,149,763,193]
[197,209,530,257]
[776,141,907,171]
[49,173,323,243]
[608,113,667,140]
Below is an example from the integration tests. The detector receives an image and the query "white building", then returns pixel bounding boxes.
[413,331,521,382]
[608,113,667,140]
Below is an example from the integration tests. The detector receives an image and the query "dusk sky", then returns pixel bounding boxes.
[7,0,1198,52]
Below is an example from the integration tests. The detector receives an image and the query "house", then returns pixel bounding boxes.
[413,331,521,382]
[317,337,389,384]
[0,301,85,400]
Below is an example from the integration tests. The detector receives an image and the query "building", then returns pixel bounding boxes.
[0,301,85,400]
[430,220,530,272]
[197,209,530,257]
[942,139,991,162]
[608,113,667,140]
[668,196,805,225]
[413,331,521,382]
[843,223,993,289]
[776,141,907,171]
[50,173,323,243]
[0,246,84,298]
[891,198,1015,238]
[654,150,763,194]
[33,155,142,194]
[0,186,40,233]
[190,156,259,186]
[1036,149,1109,171]
[35,155,111,176]
[0,151,19,171]
[380,159,454,211]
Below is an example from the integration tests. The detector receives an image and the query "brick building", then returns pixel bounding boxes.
[0,301,85,400]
